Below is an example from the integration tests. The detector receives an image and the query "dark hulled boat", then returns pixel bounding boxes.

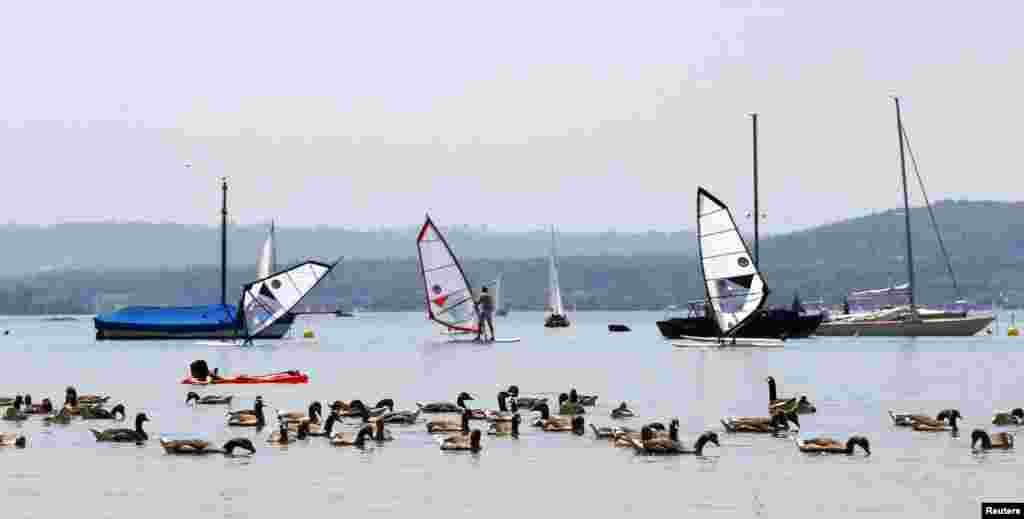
[656,301,822,340]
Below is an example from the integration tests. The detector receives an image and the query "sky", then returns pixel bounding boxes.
[1,1,1020,233]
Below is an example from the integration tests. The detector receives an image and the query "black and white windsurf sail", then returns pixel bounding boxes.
[239,259,337,339]
[697,187,768,336]
[416,215,480,334]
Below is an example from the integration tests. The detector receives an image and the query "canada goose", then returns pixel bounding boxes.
[90,413,149,442]
[367,399,395,417]
[228,398,266,427]
[613,421,671,447]
[185,392,233,405]
[506,386,546,410]
[417,392,474,414]
[570,389,598,407]
[378,406,422,425]
[227,396,265,419]
[796,435,870,455]
[332,400,368,417]
[591,424,633,439]
[440,429,483,452]
[992,408,1024,426]
[629,428,719,455]
[269,421,309,444]
[531,403,572,429]
[0,433,26,447]
[543,415,585,434]
[721,412,800,433]
[160,437,256,455]
[80,404,126,420]
[971,429,1014,450]
[488,413,521,437]
[43,405,74,425]
[330,425,373,446]
[912,410,961,433]
[427,408,472,434]
[611,402,635,419]
[2,396,28,421]
[888,409,957,427]
[766,377,815,414]
[279,402,322,424]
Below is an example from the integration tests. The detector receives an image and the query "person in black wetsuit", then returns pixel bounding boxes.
[475,286,495,342]
[190,360,222,383]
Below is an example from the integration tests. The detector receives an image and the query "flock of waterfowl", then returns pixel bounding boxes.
[0,377,1017,456]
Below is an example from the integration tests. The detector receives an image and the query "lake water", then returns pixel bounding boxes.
[1,311,1021,518]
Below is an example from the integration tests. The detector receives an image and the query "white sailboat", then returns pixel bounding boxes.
[239,259,338,341]
[544,226,570,328]
[256,220,276,279]
[673,188,782,348]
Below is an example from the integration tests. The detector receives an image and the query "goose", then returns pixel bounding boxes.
[629,427,719,456]
[90,412,149,442]
[971,429,1014,450]
[367,399,395,417]
[912,410,961,433]
[570,388,598,407]
[330,425,373,447]
[417,392,474,414]
[888,409,957,427]
[80,404,127,420]
[227,396,265,419]
[558,393,585,416]
[0,433,26,447]
[543,415,585,434]
[796,435,870,455]
[440,429,483,452]
[506,386,547,410]
[377,406,422,425]
[488,413,521,437]
[3,396,28,421]
[721,412,800,433]
[992,408,1024,426]
[228,398,266,427]
[614,421,670,447]
[268,421,309,444]
[306,413,343,437]
[427,408,472,434]
[766,377,816,414]
[610,402,635,419]
[591,424,633,439]
[43,405,74,425]
[25,397,53,415]
[531,403,572,429]
[331,400,369,417]
[160,437,256,455]
[279,402,322,424]
[185,392,233,405]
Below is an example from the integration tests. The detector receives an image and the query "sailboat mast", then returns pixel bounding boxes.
[220,177,228,307]
[894,97,917,314]
[750,112,760,268]
[270,220,277,271]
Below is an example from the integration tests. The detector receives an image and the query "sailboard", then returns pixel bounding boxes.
[239,259,338,340]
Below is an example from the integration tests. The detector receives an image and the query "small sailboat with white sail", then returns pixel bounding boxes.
[416,215,520,343]
[544,226,570,328]
[673,188,783,348]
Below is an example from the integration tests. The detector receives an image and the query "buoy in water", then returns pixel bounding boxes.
[1008,326,1018,337]
[303,328,315,338]
[608,324,630,332]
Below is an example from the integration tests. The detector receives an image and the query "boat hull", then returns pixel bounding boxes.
[657,309,822,340]
[94,305,295,340]
[815,314,994,337]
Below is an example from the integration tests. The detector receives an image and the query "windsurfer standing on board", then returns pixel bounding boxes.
[475,286,496,342]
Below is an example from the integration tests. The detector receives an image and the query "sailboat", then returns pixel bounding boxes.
[673,188,783,348]
[544,226,570,328]
[416,215,520,343]
[494,274,509,317]
[815,98,993,337]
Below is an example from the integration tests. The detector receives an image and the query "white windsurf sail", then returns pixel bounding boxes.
[547,226,565,316]
[416,216,480,333]
[697,187,768,336]
[256,221,276,279]
[240,259,336,338]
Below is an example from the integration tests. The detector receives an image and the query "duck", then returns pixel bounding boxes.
[65,387,109,407]
[160,437,256,456]
[427,408,472,434]
[440,429,483,452]
[992,408,1024,426]
[613,421,670,447]
[43,405,74,425]
[912,409,961,433]
[330,425,373,447]
[417,392,475,414]
[971,429,1014,450]
[796,435,871,455]
[542,415,585,434]
[80,404,126,420]
[591,424,633,439]
[306,413,343,437]
[185,392,233,405]
[570,388,598,407]
[488,413,521,437]
[24,396,53,415]
[506,385,547,410]
[227,396,266,419]
[331,400,369,417]
[2,396,28,421]
[268,421,309,444]
[558,393,586,416]
[0,433,26,447]
[721,411,800,433]
[228,398,266,427]
[279,402,322,424]
[610,402,635,419]
[629,427,719,456]
[90,412,149,442]
[531,402,571,429]
[888,409,957,427]
[766,377,816,414]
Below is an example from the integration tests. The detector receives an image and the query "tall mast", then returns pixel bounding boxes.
[893,97,917,315]
[750,112,760,268]
[270,219,277,271]
[220,177,228,307]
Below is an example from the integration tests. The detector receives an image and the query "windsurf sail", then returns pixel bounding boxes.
[547,226,566,316]
[256,221,276,279]
[416,216,480,333]
[239,259,337,339]
[697,187,768,336]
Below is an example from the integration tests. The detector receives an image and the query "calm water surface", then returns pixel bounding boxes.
[1,311,1021,518]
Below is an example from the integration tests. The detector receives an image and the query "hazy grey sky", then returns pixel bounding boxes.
[2,1,1020,233]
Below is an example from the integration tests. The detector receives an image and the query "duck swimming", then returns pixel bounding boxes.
[417,392,474,414]
[506,386,546,410]
[992,408,1024,426]
[3,396,28,421]
[440,429,482,452]
[330,425,373,447]
[80,404,126,420]
[160,437,256,456]
[90,412,149,442]
[766,377,815,415]
[228,398,266,427]
[427,408,472,434]
[912,409,961,433]
[610,402,634,419]
[796,435,870,455]
[721,412,800,434]
[488,413,521,438]
[185,392,233,405]
[629,427,719,456]
[0,433,26,447]
[971,429,1014,450]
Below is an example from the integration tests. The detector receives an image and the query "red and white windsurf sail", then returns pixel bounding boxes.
[416,215,480,333]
